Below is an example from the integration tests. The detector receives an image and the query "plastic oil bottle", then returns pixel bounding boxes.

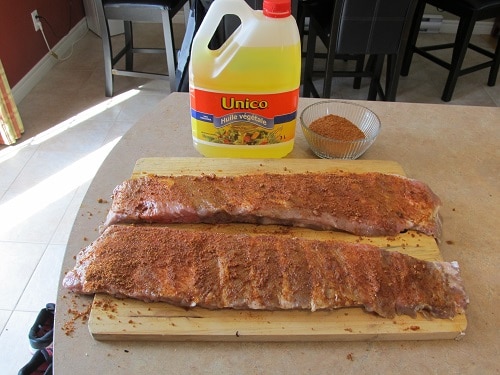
[189,0,301,158]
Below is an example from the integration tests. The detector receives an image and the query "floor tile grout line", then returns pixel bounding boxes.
[11,242,52,313]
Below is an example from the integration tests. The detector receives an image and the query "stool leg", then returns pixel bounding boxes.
[98,8,114,97]
[441,15,476,102]
[124,21,133,72]
[322,5,342,99]
[488,37,500,86]
[302,17,319,98]
[183,1,191,25]
[401,0,426,77]
[367,55,384,100]
[296,2,308,43]
[385,54,396,101]
[353,55,365,89]
[385,51,406,102]
[322,42,336,98]
[162,9,177,92]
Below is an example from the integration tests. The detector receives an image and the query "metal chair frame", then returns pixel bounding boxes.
[97,0,190,97]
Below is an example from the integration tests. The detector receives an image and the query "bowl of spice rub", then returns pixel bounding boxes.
[300,101,381,159]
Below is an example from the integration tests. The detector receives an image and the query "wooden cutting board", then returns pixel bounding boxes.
[88,157,467,341]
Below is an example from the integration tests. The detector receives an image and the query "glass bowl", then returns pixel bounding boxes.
[300,101,381,159]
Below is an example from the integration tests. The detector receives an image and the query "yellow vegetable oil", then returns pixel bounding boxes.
[189,0,301,158]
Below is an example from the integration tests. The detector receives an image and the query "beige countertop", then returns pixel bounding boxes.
[55,93,499,374]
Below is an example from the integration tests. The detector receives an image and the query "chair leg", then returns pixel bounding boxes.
[301,18,319,98]
[162,9,178,92]
[365,55,376,99]
[98,10,114,97]
[296,2,308,43]
[401,0,426,77]
[124,21,133,72]
[488,36,500,86]
[367,55,384,101]
[353,55,365,89]
[183,0,191,25]
[384,54,395,100]
[385,52,405,102]
[441,15,476,102]
[322,50,335,98]
[321,24,339,98]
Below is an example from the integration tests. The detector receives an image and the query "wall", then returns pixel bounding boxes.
[424,4,458,20]
[0,0,85,88]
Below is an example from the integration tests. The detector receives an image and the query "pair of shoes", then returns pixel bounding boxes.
[28,303,55,352]
[18,346,53,375]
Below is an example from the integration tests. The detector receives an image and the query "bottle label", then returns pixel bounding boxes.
[190,88,298,146]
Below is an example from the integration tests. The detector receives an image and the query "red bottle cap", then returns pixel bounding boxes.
[263,0,291,18]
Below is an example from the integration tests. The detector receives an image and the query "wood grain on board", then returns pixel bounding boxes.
[88,158,467,341]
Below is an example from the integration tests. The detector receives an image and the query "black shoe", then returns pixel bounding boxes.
[18,347,53,375]
[28,303,55,351]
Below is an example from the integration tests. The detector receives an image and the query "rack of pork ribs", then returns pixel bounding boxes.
[63,172,468,319]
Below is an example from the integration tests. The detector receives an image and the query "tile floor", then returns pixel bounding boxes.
[0,21,498,373]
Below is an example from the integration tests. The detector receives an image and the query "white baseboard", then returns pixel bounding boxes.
[11,14,190,104]
[440,20,494,35]
[12,19,89,104]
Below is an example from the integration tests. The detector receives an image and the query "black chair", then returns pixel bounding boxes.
[301,0,418,101]
[97,0,190,97]
[401,0,500,102]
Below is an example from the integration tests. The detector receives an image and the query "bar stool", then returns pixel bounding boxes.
[97,0,190,97]
[301,0,418,101]
[401,0,500,102]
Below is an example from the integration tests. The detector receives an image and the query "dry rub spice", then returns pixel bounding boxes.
[309,114,365,141]
[62,298,92,336]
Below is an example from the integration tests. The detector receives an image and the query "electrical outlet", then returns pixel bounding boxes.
[31,10,41,32]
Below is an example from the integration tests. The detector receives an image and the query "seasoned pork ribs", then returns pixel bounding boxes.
[63,225,467,319]
[102,172,442,238]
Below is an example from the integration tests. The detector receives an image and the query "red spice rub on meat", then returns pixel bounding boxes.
[101,172,442,238]
[63,225,468,319]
